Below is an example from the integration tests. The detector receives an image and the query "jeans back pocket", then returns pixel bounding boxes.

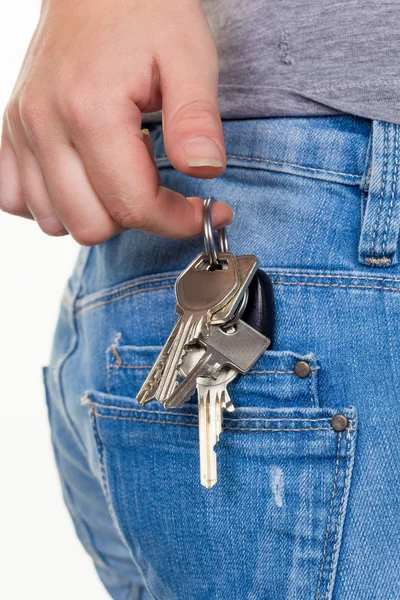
[83,345,358,600]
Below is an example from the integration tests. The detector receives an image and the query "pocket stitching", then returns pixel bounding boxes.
[326,429,354,599]
[315,431,342,600]
[90,409,356,433]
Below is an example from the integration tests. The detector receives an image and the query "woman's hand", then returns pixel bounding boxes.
[0,0,232,244]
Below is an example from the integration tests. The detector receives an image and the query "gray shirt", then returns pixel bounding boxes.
[144,1,400,125]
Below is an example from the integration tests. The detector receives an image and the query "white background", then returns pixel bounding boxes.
[0,3,109,598]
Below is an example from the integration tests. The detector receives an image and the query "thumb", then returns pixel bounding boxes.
[160,36,225,179]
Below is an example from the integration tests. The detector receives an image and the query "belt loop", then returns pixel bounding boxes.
[358,120,400,267]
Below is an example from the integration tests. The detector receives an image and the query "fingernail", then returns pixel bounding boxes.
[183,136,224,168]
[142,128,150,138]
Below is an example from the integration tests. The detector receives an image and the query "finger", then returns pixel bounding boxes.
[0,133,32,219]
[14,145,67,236]
[65,98,232,238]
[34,142,123,246]
[15,101,122,245]
[160,30,226,179]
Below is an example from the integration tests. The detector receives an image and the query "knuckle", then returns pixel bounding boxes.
[168,97,219,130]
[18,94,48,136]
[61,88,103,133]
[111,204,151,230]
[36,214,66,237]
[4,101,19,127]
[0,194,25,216]
[70,225,113,247]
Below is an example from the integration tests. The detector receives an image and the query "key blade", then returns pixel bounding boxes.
[155,313,195,402]
[136,319,182,405]
[198,389,221,489]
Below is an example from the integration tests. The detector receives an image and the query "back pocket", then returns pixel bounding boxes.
[84,346,358,600]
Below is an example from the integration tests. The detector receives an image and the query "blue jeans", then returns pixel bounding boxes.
[43,116,400,600]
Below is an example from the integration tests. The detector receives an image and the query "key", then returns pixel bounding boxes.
[136,252,240,405]
[180,349,236,488]
[197,368,238,488]
[164,318,270,409]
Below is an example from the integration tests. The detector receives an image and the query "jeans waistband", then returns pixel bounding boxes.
[150,116,371,187]
[150,115,400,269]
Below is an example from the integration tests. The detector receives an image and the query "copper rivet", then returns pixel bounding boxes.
[294,360,312,378]
[331,414,349,432]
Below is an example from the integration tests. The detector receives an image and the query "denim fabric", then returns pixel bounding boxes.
[43,115,400,600]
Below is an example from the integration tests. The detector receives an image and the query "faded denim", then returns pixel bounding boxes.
[43,116,400,600]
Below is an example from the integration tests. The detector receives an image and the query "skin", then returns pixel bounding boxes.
[0,0,233,245]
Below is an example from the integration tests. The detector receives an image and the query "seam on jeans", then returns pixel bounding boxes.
[89,406,110,499]
[315,432,342,600]
[266,271,400,283]
[370,122,389,259]
[382,124,399,257]
[107,365,318,376]
[73,279,400,318]
[86,401,352,423]
[154,154,361,180]
[55,248,92,459]
[73,270,400,316]
[75,274,176,309]
[92,413,340,430]
[92,412,356,432]
[74,284,175,317]
[270,280,400,292]
[224,427,356,432]
[326,431,352,599]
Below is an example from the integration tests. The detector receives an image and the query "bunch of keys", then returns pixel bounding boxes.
[137,198,274,488]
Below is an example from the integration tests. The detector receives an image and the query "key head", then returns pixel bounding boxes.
[175,252,239,315]
[211,254,259,324]
[199,319,270,373]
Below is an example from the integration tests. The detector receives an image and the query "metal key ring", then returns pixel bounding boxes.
[203,198,229,268]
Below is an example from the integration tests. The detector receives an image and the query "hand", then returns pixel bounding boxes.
[0,0,233,244]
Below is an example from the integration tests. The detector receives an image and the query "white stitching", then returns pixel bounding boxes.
[270,280,400,292]
[369,122,389,259]
[93,412,352,431]
[75,274,176,310]
[154,154,361,180]
[74,284,175,317]
[315,432,342,600]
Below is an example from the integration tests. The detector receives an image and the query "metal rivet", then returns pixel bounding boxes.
[294,360,312,378]
[331,414,349,432]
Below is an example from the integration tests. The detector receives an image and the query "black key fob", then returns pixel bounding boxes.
[241,269,275,347]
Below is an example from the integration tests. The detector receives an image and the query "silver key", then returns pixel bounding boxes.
[136,252,240,405]
[180,347,238,488]
[164,318,270,409]
[197,369,238,488]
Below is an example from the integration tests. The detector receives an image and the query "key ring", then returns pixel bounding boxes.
[203,197,228,269]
